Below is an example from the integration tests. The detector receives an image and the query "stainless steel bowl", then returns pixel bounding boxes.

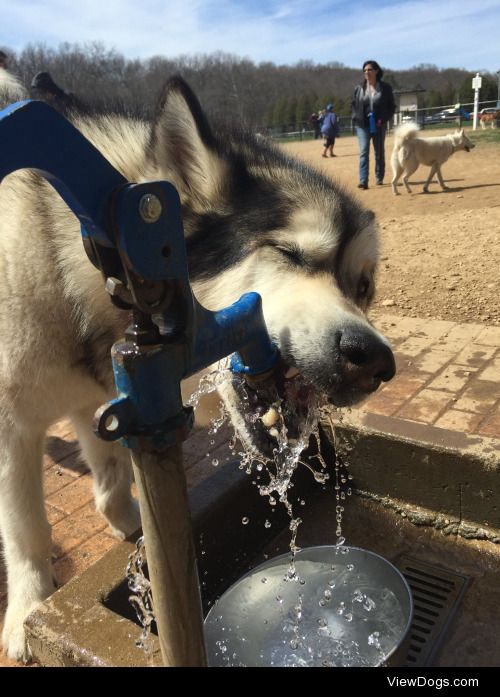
[205,545,413,667]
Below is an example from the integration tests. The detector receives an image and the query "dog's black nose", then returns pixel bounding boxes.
[338,326,396,387]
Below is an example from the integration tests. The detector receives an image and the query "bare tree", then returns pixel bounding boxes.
[3,42,496,129]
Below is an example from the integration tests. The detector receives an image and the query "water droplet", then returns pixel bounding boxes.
[368,631,381,649]
[241,516,250,525]
[264,520,272,528]
[363,597,376,612]
[212,458,219,467]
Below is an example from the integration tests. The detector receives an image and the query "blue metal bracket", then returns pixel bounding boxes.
[0,100,278,450]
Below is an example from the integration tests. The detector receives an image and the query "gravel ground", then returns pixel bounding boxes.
[282,129,500,326]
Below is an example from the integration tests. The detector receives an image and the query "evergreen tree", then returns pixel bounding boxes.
[423,89,443,109]
[272,95,288,132]
[296,94,312,129]
[286,96,298,130]
[441,81,457,107]
[458,74,498,104]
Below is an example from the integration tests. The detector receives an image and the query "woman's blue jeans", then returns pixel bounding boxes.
[356,124,387,184]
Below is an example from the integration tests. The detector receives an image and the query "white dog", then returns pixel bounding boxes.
[391,122,474,195]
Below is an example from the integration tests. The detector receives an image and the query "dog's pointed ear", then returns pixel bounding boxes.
[150,76,227,208]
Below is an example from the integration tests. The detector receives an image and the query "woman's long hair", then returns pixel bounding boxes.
[362,60,384,83]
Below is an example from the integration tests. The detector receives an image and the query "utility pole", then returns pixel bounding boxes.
[496,69,500,108]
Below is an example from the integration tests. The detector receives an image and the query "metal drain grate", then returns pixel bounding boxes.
[396,556,470,667]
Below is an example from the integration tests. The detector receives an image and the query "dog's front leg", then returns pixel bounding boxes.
[435,165,449,192]
[0,429,55,661]
[70,406,141,539]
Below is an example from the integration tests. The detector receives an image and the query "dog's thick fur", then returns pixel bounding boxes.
[391,122,475,195]
[0,73,395,660]
[0,69,26,102]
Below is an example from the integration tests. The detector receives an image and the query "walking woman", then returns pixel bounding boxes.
[352,60,395,189]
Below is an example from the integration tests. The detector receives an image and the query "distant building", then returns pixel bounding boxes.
[393,85,426,124]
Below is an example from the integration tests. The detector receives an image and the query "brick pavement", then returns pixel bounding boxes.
[1,313,499,667]
[363,314,500,438]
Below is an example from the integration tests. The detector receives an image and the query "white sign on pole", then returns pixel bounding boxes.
[472,73,481,130]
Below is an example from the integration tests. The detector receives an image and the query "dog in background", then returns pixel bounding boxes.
[0,71,395,660]
[479,111,500,130]
[391,122,475,195]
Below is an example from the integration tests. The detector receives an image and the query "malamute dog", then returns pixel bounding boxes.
[391,122,475,195]
[0,74,395,660]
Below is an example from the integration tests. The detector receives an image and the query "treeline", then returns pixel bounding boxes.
[2,42,498,130]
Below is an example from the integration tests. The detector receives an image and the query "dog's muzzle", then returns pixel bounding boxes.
[338,325,395,385]
[299,324,396,407]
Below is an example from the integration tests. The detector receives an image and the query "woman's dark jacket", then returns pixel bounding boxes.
[351,81,395,128]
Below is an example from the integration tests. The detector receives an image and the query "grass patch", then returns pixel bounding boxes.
[468,128,500,145]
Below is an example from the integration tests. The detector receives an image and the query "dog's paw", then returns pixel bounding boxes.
[2,604,37,662]
[106,499,141,540]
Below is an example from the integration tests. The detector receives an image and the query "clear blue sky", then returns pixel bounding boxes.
[1,0,499,72]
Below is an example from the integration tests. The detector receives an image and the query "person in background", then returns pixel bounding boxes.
[321,104,339,158]
[309,112,321,139]
[351,60,395,189]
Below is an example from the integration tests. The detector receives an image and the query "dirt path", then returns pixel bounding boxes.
[281,130,500,325]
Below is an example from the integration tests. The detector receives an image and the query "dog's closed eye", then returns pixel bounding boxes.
[274,244,306,266]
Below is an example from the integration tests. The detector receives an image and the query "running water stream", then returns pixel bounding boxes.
[126,360,353,659]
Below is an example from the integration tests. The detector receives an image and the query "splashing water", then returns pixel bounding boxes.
[127,359,354,656]
[187,360,338,568]
[126,536,155,659]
